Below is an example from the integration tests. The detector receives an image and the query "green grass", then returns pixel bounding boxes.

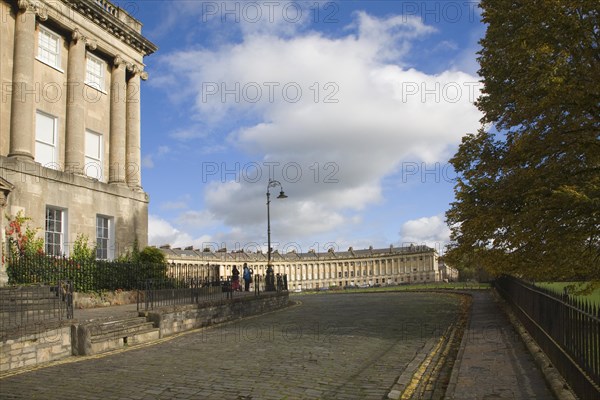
[368,282,491,292]
[535,282,600,307]
[290,281,491,296]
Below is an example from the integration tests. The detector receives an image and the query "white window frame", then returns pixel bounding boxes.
[84,129,103,181]
[85,53,105,92]
[45,207,68,256]
[96,215,115,260]
[35,110,59,169]
[37,25,62,70]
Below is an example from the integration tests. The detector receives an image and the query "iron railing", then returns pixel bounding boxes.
[7,254,169,293]
[0,281,73,340]
[495,275,600,400]
[138,273,288,311]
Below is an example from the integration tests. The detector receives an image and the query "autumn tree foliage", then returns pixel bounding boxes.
[445,0,599,284]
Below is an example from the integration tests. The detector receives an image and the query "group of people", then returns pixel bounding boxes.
[231,263,253,292]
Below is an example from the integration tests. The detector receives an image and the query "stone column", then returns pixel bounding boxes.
[109,55,127,184]
[125,66,146,188]
[65,29,92,175]
[8,1,47,160]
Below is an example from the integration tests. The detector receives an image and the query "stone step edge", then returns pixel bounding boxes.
[89,323,158,342]
[87,328,161,354]
[79,316,147,329]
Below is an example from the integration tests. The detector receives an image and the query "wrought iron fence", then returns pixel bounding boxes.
[138,273,288,311]
[495,275,600,400]
[7,254,167,293]
[0,281,73,340]
[141,276,221,311]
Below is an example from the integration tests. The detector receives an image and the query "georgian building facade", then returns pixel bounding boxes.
[0,0,157,282]
[160,245,455,290]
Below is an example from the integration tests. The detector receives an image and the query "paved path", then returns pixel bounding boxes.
[446,291,555,399]
[1,292,461,400]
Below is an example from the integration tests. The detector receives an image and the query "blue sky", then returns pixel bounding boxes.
[131,1,485,255]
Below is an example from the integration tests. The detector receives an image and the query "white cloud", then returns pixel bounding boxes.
[148,214,212,249]
[176,210,218,229]
[153,11,481,248]
[142,154,154,169]
[148,0,316,40]
[148,214,192,247]
[170,126,208,141]
[399,214,450,249]
[142,146,171,169]
[160,201,188,211]
[351,11,437,62]
[157,146,171,155]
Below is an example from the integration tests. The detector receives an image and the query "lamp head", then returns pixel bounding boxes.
[277,190,288,199]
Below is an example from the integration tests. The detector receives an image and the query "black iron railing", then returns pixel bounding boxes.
[495,276,600,400]
[7,254,168,293]
[0,281,73,340]
[138,273,287,311]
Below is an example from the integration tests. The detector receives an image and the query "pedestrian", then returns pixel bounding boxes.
[232,265,241,291]
[243,263,252,292]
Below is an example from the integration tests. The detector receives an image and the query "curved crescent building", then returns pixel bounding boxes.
[159,245,458,290]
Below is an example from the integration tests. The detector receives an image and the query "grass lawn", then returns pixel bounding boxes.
[291,281,491,296]
[535,282,600,307]
[369,282,491,292]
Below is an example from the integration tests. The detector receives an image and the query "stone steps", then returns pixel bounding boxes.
[87,317,156,338]
[73,316,160,355]
[0,286,60,301]
[0,299,61,312]
[0,286,68,335]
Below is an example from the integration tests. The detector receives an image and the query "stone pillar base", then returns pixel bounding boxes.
[0,264,8,287]
[7,152,34,161]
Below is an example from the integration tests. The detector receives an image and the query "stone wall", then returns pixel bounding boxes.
[0,324,71,372]
[1,292,291,372]
[147,292,291,338]
[73,290,142,308]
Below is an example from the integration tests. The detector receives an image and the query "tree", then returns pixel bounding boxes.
[137,246,167,265]
[71,234,96,263]
[446,0,599,287]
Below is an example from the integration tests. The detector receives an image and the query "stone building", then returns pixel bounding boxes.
[160,244,447,290]
[0,0,157,282]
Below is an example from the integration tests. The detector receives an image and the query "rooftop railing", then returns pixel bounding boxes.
[94,0,118,17]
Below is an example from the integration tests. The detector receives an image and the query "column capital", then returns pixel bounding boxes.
[126,63,137,73]
[85,38,98,51]
[127,63,148,80]
[71,29,98,51]
[17,0,47,20]
[113,54,128,68]
[71,28,83,43]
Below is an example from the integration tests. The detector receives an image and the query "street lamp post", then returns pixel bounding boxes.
[266,179,287,291]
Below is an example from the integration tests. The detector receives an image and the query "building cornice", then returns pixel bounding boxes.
[62,0,157,56]
[163,245,436,264]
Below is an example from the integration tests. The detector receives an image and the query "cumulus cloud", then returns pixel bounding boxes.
[176,210,219,229]
[148,215,212,249]
[399,214,451,250]
[149,10,481,249]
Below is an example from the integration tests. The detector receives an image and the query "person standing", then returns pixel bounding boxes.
[243,263,252,292]
[232,265,241,291]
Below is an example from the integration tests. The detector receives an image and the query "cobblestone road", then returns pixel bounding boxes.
[0,292,462,400]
